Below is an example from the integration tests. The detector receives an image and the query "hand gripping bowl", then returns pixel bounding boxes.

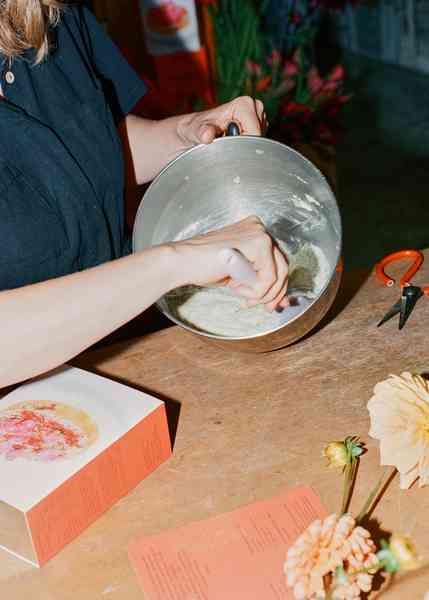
[132,133,342,353]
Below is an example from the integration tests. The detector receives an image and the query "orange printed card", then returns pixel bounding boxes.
[0,366,171,567]
[128,486,326,599]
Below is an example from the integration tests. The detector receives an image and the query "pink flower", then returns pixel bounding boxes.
[307,67,323,95]
[245,59,262,77]
[330,64,345,82]
[323,80,340,92]
[267,49,281,66]
[283,60,298,77]
[281,102,312,117]
[273,78,296,97]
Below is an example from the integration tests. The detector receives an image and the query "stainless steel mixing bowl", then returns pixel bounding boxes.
[133,135,342,352]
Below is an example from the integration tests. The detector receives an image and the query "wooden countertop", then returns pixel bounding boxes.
[2,255,429,598]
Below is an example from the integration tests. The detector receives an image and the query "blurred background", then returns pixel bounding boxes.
[87,0,429,272]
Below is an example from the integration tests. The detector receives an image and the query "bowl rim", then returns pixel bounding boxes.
[156,291,322,341]
[132,135,342,341]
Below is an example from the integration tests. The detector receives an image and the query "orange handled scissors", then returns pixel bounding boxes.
[376,249,429,329]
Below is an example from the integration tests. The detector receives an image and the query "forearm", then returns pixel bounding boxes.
[0,245,178,389]
[120,96,264,185]
[120,113,194,184]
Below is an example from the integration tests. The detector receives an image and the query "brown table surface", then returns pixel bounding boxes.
[2,254,429,599]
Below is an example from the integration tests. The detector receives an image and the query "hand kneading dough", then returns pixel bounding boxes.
[165,242,330,338]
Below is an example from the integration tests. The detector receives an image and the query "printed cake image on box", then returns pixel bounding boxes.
[140,1,201,56]
[0,366,171,567]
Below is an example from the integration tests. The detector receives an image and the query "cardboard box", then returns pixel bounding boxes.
[0,366,171,567]
[138,1,215,111]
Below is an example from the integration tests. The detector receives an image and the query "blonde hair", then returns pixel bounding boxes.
[0,0,66,64]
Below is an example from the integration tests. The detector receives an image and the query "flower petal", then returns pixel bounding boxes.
[418,450,429,487]
[399,465,419,489]
[379,434,420,472]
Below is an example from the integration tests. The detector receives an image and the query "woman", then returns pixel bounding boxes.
[0,1,288,389]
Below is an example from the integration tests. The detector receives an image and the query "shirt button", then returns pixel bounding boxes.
[5,71,15,84]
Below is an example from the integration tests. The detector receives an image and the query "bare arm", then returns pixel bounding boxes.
[0,245,177,389]
[120,97,265,184]
[0,217,287,390]
[120,113,194,184]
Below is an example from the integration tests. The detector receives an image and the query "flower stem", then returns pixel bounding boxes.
[340,460,356,514]
[356,466,397,524]
[323,574,333,600]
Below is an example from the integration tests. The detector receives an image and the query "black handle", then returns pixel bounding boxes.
[226,121,241,137]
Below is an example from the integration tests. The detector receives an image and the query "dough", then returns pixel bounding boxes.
[165,242,330,338]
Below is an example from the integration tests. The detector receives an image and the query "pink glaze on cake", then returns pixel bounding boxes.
[0,405,86,461]
[150,2,186,25]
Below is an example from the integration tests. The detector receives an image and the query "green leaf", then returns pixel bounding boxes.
[377,549,400,574]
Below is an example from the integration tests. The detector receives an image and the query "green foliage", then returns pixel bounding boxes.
[209,0,266,104]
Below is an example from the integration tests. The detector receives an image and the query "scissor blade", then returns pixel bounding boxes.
[399,286,424,330]
[377,298,402,327]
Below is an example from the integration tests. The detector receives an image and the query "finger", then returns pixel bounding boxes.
[227,282,257,300]
[232,96,262,135]
[261,112,269,135]
[228,279,241,289]
[255,98,264,121]
[209,277,231,288]
[246,247,288,309]
[279,295,290,308]
[256,237,288,298]
[265,280,289,312]
[243,241,288,308]
[255,99,267,134]
[198,123,219,144]
[263,246,289,303]
[254,252,277,300]
[226,279,252,296]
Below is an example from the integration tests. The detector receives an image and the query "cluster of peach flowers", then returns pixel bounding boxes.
[284,514,378,599]
[284,371,426,599]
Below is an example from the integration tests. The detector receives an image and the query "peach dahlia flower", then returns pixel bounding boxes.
[284,514,378,599]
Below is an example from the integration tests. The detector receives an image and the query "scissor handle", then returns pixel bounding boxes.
[376,249,424,288]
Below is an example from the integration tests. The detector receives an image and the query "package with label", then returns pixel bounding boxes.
[0,366,171,567]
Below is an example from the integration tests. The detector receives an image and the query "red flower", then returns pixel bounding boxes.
[282,102,312,116]
[267,49,282,66]
[324,103,342,119]
[245,59,262,77]
[307,66,323,95]
[330,64,345,82]
[255,75,272,92]
[283,60,298,77]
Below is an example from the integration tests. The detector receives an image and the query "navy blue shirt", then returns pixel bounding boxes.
[0,5,147,289]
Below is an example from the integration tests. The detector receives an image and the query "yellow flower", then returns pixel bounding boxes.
[390,535,420,571]
[367,372,429,489]
[323,442,349,469]
[323,437,363,470]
